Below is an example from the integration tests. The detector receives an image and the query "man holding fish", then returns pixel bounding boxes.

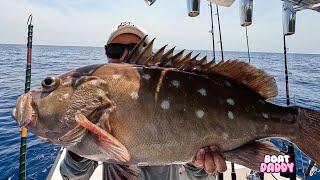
[12,21,320,180]
[60,22,227,179]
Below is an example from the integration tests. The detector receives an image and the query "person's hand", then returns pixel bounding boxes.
[189,146,227,173]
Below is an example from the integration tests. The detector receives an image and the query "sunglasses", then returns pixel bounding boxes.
[105,43,137,59]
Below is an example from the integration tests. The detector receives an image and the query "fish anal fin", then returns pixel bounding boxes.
[103,164,140,180]
[75,113,130,162]
[223,140,281,171]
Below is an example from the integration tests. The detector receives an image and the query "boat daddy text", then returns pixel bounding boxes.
[260,155,294,173]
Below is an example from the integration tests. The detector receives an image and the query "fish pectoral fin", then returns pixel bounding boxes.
[223,140,281,171]
[58,124,87,148]
[75,113,130,162]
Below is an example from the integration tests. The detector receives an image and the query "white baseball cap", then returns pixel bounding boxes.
[106,22,149,44]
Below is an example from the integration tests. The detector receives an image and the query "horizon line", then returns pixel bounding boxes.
[1,43,319,56]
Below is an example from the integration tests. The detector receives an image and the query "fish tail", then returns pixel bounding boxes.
[294,107,320,163]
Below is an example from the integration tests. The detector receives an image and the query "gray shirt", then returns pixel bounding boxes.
[61,150,218,180]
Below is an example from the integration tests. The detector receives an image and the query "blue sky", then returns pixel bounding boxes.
[0,0,319,54]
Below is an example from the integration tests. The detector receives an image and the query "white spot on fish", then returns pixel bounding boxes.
[222,133,229,140]
[130,92,139,100]
[142,74,151,80]
[228,111,235,120]
[196,110,205,119]
[225,81,232,87]
[198,88,207,96]
[171,80,180,88]
[161,100,170,110]
[112,74,121,80]
[262,113,269,119]
[226,98,235,106]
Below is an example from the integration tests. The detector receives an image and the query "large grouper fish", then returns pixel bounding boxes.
[12,37,320,171]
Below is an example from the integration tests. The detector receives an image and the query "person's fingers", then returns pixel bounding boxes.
[213,151,227,173]
[193,148,205,167]
[204,149,216,173]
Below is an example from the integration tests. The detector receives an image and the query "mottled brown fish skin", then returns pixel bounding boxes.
[12,63,320,168]
[80,64,296,163]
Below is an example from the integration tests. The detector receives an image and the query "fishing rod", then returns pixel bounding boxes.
[214,4,229,179]
[19,14,33,180]
[280,33,297,180]
[209,2,216,62]
[213,4,230,179]
[245,27,251,63]
[280,2,299,179]
[283,35,290,106]
[215,4,224,62]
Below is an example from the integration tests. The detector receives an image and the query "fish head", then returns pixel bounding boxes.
[12,66,111,144]
[12,75,75,141]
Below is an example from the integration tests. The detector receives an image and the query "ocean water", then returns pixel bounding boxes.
[0,44,319,179]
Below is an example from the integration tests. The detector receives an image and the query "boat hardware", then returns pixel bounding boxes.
[144,0,156,6]
[187,0,201,17]
[239,0,253,27]
[282,1,296,36]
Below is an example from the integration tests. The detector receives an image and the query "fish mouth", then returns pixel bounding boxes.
[12,93,37,127]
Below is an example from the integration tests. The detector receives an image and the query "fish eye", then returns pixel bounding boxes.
[41,77,60,90]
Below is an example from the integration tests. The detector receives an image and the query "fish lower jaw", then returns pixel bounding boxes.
[16,110,37,127]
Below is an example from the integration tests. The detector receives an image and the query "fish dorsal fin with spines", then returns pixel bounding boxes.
[136,38,155,64]
[125,36,278,99]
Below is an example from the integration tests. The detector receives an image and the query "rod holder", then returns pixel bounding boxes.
[239,0,253,27]
[282,1,296,36]
[144,0,156,6]
[187,0,200,17]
